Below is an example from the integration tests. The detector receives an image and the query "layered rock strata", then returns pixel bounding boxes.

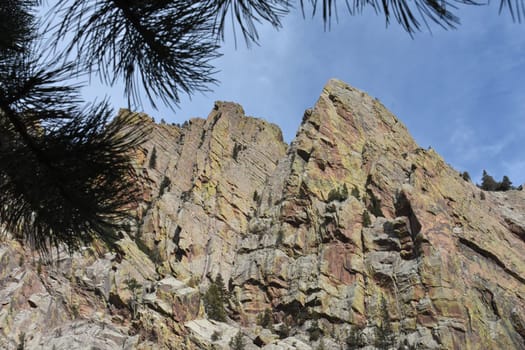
[0,79,523,350]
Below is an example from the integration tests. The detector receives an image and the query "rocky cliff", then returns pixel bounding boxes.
[0,79,524,350]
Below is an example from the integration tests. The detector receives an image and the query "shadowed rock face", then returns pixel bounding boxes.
[1,79,524,350]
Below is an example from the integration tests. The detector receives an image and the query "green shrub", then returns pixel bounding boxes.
[367,190,384,217]
[362,210,371,227]
[148,146,157,169]
[229,330,245,350]
[203,275,227,321]
[374,296,394,349]
[308,319,323,341]
[211,330,221,341]
[346,326,366,349]
[351,186,360,200]
[159,176,171,196]
[278,317,292,338]
[124,277,142,319]
[328,184,349,202]
[257,308,273,329]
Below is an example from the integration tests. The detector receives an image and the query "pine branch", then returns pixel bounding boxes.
[301,0,481,33]
[50,0,220,110]
[0,0,39,56]
[0,57,147,254]
[211,0,291,46]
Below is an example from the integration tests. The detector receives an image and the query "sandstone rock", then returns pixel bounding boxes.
[0,79,524,349]
[185,318,240,349]
[143,276,201,322]
[261,337,312,350]
[30,321,138,350]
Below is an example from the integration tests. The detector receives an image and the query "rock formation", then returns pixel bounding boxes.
[0,79,524,349]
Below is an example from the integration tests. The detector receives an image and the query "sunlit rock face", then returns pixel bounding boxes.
[1,79,524,350]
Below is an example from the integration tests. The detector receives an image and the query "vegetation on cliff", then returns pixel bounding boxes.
[480,170,516,191]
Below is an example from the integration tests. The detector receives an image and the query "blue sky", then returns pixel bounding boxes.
[58,3,525,186]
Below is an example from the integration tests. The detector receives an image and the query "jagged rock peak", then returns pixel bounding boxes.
[299,79,413,147]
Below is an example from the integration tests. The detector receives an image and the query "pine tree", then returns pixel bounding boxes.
[214,273,229,303]
[17,1,525,110]
[498,175,513,191]
[203,277,227,321]
[257,308,274,329]
[149,146,157,169]
[229,330,245,350]
[124,277,143,319]
[346,325,365,349]
[362,210,372,227]
[480,170,498,191]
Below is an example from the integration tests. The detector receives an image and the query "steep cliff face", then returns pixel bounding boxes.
[0,79,524,350]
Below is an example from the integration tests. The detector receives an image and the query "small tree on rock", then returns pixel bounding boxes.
[229,330,245,350]
[498,175,513,191]
[124,277,142,319]
[148,146,157,169]
[346,325,366,349]
[308,319,323,341]
[214,273,229,302]
[203,276,227,321]
[375,296,394,349]
[257,308,274,329]
[278,317,292,338]
[461,171,471,182]
[362,210,372,227]
[480,171,514,192]
[480,170,498,191]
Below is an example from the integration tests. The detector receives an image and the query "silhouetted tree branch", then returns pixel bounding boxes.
[51,0,220,110]
[0,2,147,254]
[0,60,146,252]
[0,0,39,56]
